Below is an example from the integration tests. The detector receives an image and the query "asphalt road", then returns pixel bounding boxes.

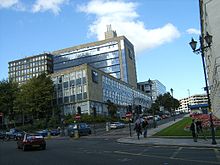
[1,129,219,165]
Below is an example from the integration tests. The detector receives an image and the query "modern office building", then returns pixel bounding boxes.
[178,94,208,113]
[200,0,220,118]
[137,80,166,101]
[50,64,150,116]
[52,26,137,87]
[8,53,53,84]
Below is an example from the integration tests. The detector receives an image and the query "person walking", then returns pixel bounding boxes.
[190,119,198,142]
[134,118,142,140]
[142,118,149,138]
[196,119,207,140]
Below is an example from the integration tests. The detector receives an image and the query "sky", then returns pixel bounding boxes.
[0,0,205,100]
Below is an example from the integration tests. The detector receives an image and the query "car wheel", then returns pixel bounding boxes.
[41,144,46,150]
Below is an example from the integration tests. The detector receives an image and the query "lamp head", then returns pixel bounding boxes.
[189,38,197,51]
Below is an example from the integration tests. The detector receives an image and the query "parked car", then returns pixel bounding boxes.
[35,129,49,137]
[50,129,60,136]
[67,123,91,137]
[5,128,24,140]
[0,130,6,139]
[110,122,125,129]
[17,133,46,151]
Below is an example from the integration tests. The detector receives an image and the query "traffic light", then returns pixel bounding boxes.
[77,107,81,115]
[128,105,132,112]
[93,107,97,117]
[138,105,142,114]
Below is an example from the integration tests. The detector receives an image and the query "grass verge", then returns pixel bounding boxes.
[153,117,220,137]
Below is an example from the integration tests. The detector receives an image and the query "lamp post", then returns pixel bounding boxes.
[189,32,217,145]
[148,79,156,128]
[170,88,175,121]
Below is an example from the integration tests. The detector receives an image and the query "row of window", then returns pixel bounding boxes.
[102,76,150,106]
[9,61,50,72]
[9,55,51,67]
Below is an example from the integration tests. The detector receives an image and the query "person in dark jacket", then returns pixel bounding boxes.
[190,119,198,142]
[134,118,142,140]
[142,118,149,138]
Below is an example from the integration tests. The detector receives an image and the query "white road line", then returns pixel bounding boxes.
[170,147,182,159]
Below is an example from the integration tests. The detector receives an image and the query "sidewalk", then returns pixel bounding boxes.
[117,117,220,148]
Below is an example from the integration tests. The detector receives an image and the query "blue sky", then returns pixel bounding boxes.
[0,0,204,99]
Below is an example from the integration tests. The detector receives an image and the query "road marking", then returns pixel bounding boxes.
[170,147,182,159]
[114,150,220,164]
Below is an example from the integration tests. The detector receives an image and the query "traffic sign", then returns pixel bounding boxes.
[75,114,81,120]
[125,112,132,118]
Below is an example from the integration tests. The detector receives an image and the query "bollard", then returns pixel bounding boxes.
[74,130,79,139]
[106,122,109,131]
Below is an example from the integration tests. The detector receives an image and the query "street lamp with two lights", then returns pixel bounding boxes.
[189,32,217,145]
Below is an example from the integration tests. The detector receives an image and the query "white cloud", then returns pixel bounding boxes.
[186,28,200,35]
[0,0,18,8]
[32,0,68,15]
[78,0,180,54]
[0,0,24,10]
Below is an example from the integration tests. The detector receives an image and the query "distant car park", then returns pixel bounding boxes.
[17,133,46,151]
[110,122,125,129]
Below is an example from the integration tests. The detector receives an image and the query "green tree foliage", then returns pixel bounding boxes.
[106,99,117,118]
[0,79,19,121]
[150,92,180,114]
[15,74,54,122]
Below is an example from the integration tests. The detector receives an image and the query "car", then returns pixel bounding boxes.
[67,123,91,137]
[0,130,6,139]
[35,129,49,137]
[110,122,125,129]
[5,128,24,140]
[17,133,46,151]
[50,129,60,136]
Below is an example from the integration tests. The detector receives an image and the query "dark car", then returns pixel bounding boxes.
[50,129,60,136]
[35,129,49,137]
[5,128,24,140]
[0,130,6,139]
[17,133,46,151]
[67,123,91,137]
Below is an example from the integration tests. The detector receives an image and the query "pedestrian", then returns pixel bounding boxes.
[134,118,142,140]
[142,118,149,138]
[196,119,207,140]
[190,119,198,142]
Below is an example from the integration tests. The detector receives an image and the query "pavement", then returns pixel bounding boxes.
[117,117,220,148]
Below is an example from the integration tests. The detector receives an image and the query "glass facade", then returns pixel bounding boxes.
[102,75,150,107]
[53,42,121,79]
[8,53,53,84]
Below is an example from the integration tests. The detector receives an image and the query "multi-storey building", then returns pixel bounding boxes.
[52,26,137,87]
[200,0,220,118]
[178,94,208,113]
[7,26,151,116]
[51,64,150,116]
[137,80,166,101]
[8,53,53,84]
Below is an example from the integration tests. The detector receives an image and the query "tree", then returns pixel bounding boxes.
[149,92,180,114]
[106,99,117,118]
[0,79,19,122]
[15,74,54,126]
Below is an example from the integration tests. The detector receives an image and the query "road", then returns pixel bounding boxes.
[0,127,219,165]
